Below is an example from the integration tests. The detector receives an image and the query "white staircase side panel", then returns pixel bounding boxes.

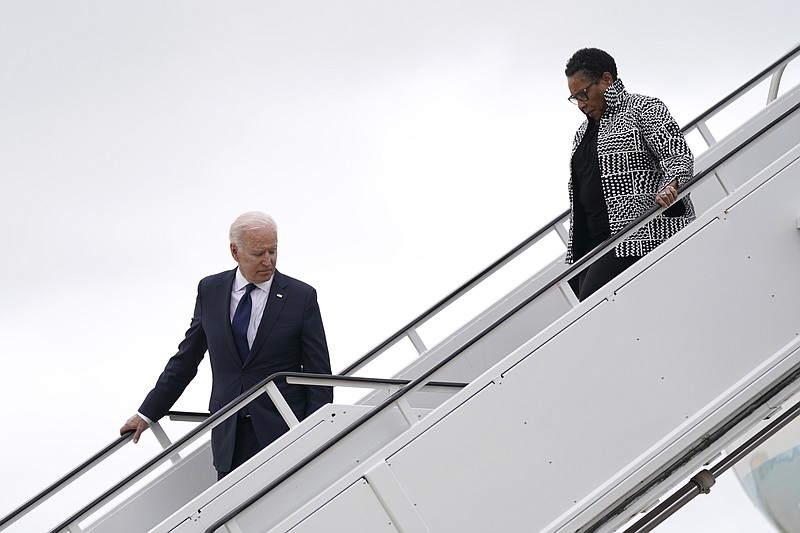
[287,479,400,533]
[259,141,800,533]
[83,441,216,533]
[150,403,433,533]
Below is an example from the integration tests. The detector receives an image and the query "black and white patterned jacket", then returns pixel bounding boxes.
[566,79,695,263]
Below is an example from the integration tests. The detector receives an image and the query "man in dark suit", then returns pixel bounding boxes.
[120,211,333,478]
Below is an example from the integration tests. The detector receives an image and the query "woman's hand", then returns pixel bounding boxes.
[656,179,679,207]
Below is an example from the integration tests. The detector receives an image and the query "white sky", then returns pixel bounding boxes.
[1,1,799,531]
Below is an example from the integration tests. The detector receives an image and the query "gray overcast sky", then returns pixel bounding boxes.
[1,1,799,531]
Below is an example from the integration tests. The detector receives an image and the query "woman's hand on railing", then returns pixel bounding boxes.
[655,179,679,208]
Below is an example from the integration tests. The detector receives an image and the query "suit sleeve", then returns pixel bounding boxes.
[300,287,333,415]
[138,283,208,422]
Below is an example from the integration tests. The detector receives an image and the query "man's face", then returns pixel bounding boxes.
[230,227,278,284]
[567,71,611,123]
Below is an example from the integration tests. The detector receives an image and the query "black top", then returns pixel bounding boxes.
[571,120,610,259]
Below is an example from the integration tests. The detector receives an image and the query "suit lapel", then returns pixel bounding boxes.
[246,270,288,365]
[213,269,240,366]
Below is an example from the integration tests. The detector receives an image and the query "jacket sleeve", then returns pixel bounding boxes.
[299,287,333,416]
[138,283,207,422]
[640,98,694,189]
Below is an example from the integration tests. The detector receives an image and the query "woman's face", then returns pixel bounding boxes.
[567,71,612,123]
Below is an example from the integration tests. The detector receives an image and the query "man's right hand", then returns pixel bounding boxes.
[120,414,149,443]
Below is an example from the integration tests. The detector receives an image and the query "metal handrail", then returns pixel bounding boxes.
[44,373,466,533]
[683,42,800,133]
[0,433,133,531]
[203,81,800,533]
[166,410,210,422]
[338,208,570,376]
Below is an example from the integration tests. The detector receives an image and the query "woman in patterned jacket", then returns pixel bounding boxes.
[564,47,695,301]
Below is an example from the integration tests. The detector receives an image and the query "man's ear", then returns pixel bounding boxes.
[230,243,238,261]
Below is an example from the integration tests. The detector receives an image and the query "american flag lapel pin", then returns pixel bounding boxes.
[276,293,283,298]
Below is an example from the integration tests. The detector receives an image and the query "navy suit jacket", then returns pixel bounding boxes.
[139,269,333,472]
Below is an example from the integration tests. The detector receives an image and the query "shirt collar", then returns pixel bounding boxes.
[234,268,274,294]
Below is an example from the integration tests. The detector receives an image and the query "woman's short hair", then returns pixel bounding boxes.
[565,48,617,80]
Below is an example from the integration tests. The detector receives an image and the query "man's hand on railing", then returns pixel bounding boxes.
[120,414,149,444]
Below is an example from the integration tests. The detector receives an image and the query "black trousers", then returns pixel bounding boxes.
[217,416,263,480]
[569,249,641,302]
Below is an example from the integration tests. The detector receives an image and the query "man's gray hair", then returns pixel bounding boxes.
[229,211,278,247]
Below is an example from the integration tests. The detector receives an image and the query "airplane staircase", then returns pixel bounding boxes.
[2,43,800,533]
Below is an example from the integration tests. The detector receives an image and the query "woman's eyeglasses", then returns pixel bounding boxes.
[568,77,600,104]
